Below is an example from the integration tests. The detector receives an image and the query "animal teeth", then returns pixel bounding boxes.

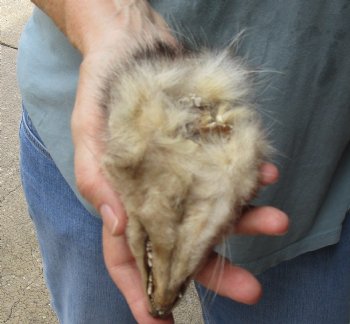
[179,94,203,108]
[216,114,224,123]
[147,272,153,296]
[146,240,152,252]
[146,239,154,295]
[146,240,153,268]
[147,257,153,268]
[147,283,153,296]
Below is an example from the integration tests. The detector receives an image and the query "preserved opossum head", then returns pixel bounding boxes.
[102,43,271,318]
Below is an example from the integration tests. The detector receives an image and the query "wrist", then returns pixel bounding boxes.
[32,0,177,56]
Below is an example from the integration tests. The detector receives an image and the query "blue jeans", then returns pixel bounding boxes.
[20,109,350,324]
[19,109,137,324]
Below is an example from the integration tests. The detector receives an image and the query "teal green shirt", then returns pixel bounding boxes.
[17,1,350,274]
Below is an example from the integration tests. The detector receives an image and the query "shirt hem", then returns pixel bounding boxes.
[238,227,343,275]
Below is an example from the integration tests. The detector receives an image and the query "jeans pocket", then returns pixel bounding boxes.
[20,108,52,160]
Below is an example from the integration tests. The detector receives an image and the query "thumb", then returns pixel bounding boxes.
[71,60,127,236]
[74,141,127,236]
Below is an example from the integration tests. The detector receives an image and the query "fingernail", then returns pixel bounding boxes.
[100,204,119,235]
[261,170,278,184]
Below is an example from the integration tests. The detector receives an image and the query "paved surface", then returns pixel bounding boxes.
[0,1,203,323]
[1,2,57,323]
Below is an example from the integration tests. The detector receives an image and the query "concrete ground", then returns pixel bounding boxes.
[0,1,203,323]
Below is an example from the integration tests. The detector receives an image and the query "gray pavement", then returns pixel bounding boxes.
[0,1,203,323]
[1,2,57,323]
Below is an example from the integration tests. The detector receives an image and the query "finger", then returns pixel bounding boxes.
[73,125,128,235]
[74,134,128,234]
[235,206,289,236]
[195,253,262,305]
[259,163,279,186]
[71,63,127,235]
[102,226,174,324]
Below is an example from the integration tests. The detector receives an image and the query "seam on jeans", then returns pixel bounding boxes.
[21,112,52,159]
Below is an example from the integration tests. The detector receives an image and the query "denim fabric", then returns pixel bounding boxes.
[19,109,137,324]
[197,213,350,324]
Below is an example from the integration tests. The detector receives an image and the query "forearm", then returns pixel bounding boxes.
[31,0,176,55]
[31,0,88,51]
[31,0,66,32]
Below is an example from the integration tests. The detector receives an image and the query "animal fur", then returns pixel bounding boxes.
[102,41,271,318]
